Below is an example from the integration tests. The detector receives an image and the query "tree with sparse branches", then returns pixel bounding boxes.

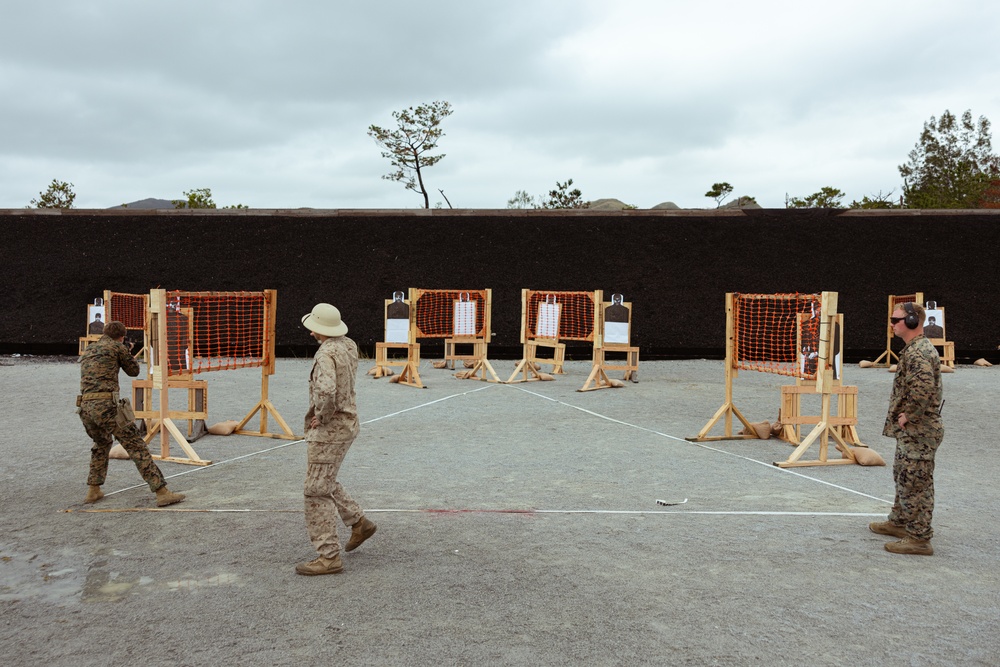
[785,186,846,208]
[705,182,734,208]
[174,188,216,209]
[368,101,453,209]
[173,188,246,209]
[849,190,902,209]
[899,109,1000,208]
[29,179,76,209]
[540,179,588,209]
[506,189,537,209]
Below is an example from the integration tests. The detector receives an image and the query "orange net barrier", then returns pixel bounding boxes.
[165,291,270,376]
[733,293,821,379]
[525,290,596,342]
[891,293,919,308]
[413,289,488,338]
[107,292,147,331]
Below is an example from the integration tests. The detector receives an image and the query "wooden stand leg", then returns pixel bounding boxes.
[775,384,868,468]
[369,343,396,378]
[393,344,425,388]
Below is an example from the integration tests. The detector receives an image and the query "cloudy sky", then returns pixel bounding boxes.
[3,0,998,209]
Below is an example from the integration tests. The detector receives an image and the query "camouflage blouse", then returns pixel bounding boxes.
[884,335,943,440]
[79,335,140,395]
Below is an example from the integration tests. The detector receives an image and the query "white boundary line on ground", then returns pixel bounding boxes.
[69,507,885,516]
[509,385,892,506]
[97,381,889,512]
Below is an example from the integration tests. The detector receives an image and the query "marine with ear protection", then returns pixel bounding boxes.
[902,302,920,330]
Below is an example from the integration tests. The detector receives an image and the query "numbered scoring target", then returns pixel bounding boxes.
[453,293,477,336]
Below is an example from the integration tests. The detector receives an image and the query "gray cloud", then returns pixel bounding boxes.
[2,0,998,209]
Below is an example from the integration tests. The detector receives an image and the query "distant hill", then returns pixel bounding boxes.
[109,198,176,209]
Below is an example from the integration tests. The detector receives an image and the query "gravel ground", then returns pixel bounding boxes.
[1,355,998,666]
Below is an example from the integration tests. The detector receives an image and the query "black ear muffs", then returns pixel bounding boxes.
[903,302,920,330]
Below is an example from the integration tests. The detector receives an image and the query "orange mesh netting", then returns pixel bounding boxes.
[164,291,270,376]
[413,289,488,338]
[107,292,147,331]
[524,290,596,342]
[891,294,919,308]
[733,293,822,379]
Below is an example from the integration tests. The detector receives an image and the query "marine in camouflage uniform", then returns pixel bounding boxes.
[78,321,184,506]
[297,304,377,576]
[872,303,943,554]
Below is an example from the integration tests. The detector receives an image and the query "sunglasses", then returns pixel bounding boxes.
[890,316,907,324]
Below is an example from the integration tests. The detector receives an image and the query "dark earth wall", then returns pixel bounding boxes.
[2,208,998,362]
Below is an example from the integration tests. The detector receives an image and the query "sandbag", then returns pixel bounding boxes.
[739,420,772,440]
[851,447,886,466]
[208,420,240,436]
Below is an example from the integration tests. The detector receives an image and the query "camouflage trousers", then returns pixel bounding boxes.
[888,446,936,540]
[80,400,166,492]
[304,438,363,559]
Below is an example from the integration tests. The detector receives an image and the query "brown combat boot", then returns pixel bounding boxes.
[84,485,104,504]
[155,487,186,507]
[345,517,377,552]
[869,521,908,539]
[885,537,934,555]
[295,554,344,576]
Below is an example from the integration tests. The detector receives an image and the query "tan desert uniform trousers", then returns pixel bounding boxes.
[304,440,364,559]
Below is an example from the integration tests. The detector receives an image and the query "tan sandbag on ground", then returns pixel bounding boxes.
[973,358,992,367]
[858,360,874,368]
[739,420,772,439]
[941,365,955,373]
[109,444,130,459]
[208,420,240,435]
[851,447,886,466]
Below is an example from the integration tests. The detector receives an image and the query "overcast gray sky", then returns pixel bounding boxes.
[3,0,998,209]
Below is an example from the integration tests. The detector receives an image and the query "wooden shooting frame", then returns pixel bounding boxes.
[925,306,955,368]
[439,289,500,382]
[414,287,499,385]
[370,291,424,388]
[78,299,107,355]
[871,292,923,367]
[140,289,297,466]
[775,312,869,466]
[579,293,639,392]
[507,289,600,383]
[105,290,150,361]
[688,292,863,468]
[775,295,861,467]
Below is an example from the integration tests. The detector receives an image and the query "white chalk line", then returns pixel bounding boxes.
[69,507,884,517]
[361,384,495,424]
[101,384,498,498]
[96,380,890,513]
[508,384,892,506]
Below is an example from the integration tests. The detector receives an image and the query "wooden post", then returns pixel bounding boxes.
[775,292,861,468]
[580,292,639,392]
[871,292,923,367]
[236,290,298,438]
[144,289,212,466]
[688,293,757,441]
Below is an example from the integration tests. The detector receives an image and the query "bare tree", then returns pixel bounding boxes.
[368,101,453,208]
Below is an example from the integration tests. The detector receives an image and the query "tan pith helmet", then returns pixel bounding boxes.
[302,303,348,337]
